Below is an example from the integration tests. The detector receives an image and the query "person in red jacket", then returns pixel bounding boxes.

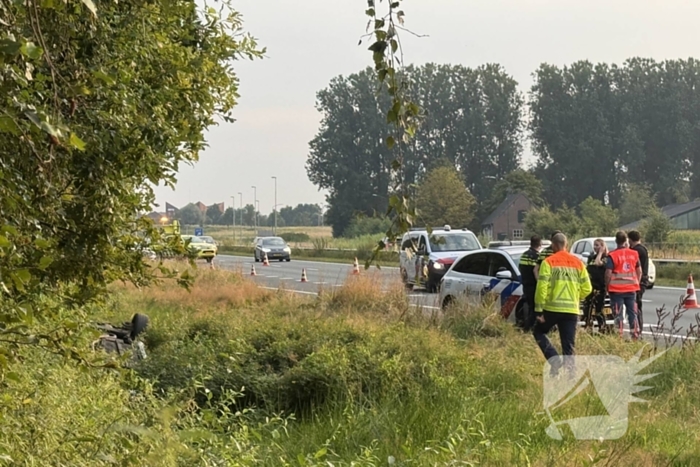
[605,231,642,340]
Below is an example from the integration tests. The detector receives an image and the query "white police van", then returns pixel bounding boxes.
[399,225,482,292]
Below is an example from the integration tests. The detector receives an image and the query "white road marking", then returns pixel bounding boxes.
[280,277,294,280]
[314,282,327,285]
[307,268,319,271]
[652,286,687,291]
[266,276,278,279]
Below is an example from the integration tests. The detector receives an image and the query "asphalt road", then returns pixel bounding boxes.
[214,254,699,340]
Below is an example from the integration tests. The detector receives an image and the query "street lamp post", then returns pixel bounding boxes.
[251,186,257,230]
[230,195,236,244]
[237,192,243,239]
[271,176,277,235]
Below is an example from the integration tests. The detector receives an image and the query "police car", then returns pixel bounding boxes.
[439,247,526,323]
[439,246,615,329]
[398,225,483,292]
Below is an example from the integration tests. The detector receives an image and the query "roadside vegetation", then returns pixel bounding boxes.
[5,264,700,465]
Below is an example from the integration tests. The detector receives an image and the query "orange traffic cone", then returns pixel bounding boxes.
[683,274,700,309]
[250,264,257,276]
[352,257,360,275]
[263,252,270,266]
[300,268,308,282]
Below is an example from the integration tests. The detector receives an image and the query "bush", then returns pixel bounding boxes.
[280,232,310,243]
[343,216,391,238]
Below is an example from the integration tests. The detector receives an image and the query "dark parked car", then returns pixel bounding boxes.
[254,236,292,262]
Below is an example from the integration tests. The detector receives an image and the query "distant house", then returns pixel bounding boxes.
[481,192,533,241]
[210,202,225,214]
[194,201,208,213]
[165,202,179,217]
[621,199,700,231]
[145,211,164,222]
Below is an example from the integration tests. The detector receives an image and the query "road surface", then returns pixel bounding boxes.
[214,254,699,340]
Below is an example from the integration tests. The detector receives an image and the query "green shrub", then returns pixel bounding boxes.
[280,232,310,243]
[343,216,391,238]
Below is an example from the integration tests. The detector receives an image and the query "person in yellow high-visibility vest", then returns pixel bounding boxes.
[534,233,592,373]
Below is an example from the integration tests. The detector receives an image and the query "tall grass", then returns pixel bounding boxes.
[101,265,700,464]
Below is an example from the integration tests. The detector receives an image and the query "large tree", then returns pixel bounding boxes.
[307,64,524,236]
[415,166,476,228]
[0,0,262,324]
[530,58,700,210]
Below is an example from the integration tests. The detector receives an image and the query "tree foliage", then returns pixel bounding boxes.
[307,64,523,237]
[530,59,700,210]
[416,166,476,228]
[481,169,544,221]
[641,208,674,243]
[619,183,657,226]
[524,198,617,240]
[0,0,262,367]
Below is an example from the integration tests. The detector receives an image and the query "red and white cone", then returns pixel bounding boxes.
[352,257,360,275]
[250,264,257,276]
[300,268,308,283]
[683,274,700,309]
[263,252,270,266]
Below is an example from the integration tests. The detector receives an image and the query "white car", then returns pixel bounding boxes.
[439,247,527,322]
[399,225,483,292]
[569,237,655,289]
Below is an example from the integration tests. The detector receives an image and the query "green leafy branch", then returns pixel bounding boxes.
[361,0,424,268]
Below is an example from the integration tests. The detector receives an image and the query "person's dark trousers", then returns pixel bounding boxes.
[523,284,537,331]
[533,311,579,372]
[636,285,646,331]
[610,292,639,338]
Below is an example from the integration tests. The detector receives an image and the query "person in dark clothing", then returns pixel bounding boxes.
[583,238,609,328]
[518,235,542,331]
[628,230,649,331]
[534,230,562,281]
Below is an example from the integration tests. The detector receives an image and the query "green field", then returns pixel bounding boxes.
[4,263,700,465]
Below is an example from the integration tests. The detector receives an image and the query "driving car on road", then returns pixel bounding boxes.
[399,225,482,292]
[199,235,217,246]
[570,236,655,289]
[255,236,292,262]
[180,235,218,263]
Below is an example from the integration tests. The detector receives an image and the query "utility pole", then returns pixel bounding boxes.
[272,176,277,236]
[251,185,257,230]
[230,195,236,244]
[238,192,243,240]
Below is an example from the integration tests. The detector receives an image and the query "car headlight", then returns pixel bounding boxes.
[262,248,271,253]
[284,247,291,253]
[431,262,444,270]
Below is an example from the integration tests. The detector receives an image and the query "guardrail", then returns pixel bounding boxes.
[652,258,700,265]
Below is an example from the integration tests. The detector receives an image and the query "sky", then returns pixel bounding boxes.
[152,0,700,215]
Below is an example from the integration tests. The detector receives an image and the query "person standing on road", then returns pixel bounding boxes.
[518,235,542,332]
[533,233,592,373]
[628,230,649,331]
[606,231,642,340]
[533,230,563,281]
[583,239,609,328]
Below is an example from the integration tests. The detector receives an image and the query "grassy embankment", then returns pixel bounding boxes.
[4,263,700,465]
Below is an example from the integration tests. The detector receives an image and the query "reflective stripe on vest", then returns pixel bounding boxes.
[608,248,639,293]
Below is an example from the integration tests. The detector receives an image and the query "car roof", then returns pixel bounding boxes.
[575,237,615,242]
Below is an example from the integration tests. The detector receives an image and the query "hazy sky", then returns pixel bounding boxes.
[152,0,700,215]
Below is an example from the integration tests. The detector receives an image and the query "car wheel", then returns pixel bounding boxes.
[442,295,454,310]
[129,313,150,340]
[646,282,654,290]
[286,258,291,262]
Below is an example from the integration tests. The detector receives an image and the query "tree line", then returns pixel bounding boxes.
[307,59,700,237]
[174,202,323,227]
